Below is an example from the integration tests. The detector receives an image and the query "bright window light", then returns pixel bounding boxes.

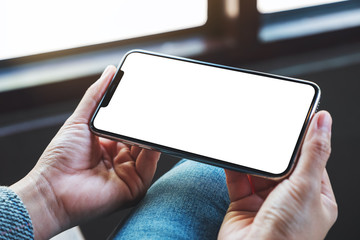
[0,0,207,60]
[258,0,347,14]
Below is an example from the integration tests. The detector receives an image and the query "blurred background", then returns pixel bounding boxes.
[1,0,359,239]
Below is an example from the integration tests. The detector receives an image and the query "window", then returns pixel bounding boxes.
[1,0,360,95]
[258,0,360,42]
[0,0,207,60]
[257,0,347,13]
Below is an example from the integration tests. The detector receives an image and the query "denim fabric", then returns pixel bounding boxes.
[113,160,230,240]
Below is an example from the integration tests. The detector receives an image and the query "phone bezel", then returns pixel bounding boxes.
[90,50,321,179]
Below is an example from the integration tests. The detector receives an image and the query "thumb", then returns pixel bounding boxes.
[292,111,332,182]
[68,65,117,124]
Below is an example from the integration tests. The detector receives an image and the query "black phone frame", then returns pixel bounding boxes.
[90,49,321,179]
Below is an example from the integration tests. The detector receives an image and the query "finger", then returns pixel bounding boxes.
[292,111,332,182]
[249,175,277,193]
[69,65,117,124]
[113,148,143,195]
[99,138,118,157]
[99,137,128,159]
[135,149,161,187]
[228,192,265,212]
[320,169,338,225]
[130,146,142,159]
[256,186,274,200]
[321,169,336,203]
[225,169,253,202]
[114,148,133,165]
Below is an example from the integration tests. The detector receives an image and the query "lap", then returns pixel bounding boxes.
[112,160,230,240]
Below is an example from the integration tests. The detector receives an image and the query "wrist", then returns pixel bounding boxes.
[10,170,68,240]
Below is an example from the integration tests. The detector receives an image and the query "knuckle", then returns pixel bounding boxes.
[86,83,97,97]
[310,134,331,159]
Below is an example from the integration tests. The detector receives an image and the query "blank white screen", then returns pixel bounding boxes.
[94,52,316,175]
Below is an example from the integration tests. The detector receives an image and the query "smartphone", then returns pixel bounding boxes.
[90,50,320,178]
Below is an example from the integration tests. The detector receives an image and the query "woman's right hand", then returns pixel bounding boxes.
[218,111,338,240]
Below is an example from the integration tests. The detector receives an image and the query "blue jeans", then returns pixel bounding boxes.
[113,160,230,240]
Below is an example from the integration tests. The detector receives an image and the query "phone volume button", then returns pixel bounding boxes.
[316,101,320,112]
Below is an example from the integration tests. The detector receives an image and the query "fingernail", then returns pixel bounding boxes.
[317,112,332,133]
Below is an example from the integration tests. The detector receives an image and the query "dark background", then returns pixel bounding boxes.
[1,1,360,239]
